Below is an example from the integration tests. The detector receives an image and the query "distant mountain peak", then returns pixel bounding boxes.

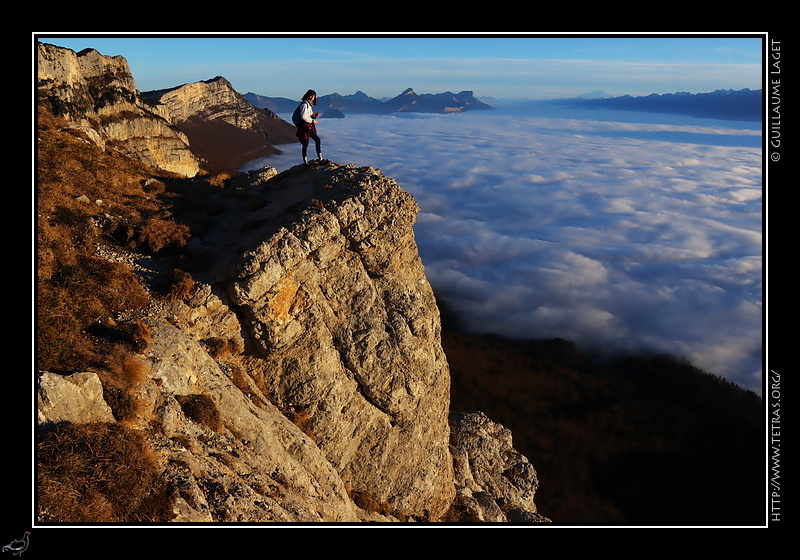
[577,90,611,99]
[248,87,493,116]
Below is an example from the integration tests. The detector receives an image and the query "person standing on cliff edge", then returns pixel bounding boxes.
[293,89,326,165]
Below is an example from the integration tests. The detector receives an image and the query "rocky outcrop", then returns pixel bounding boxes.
[36,40,547,523]
[36,42,202,177]
[36,43,296,177]
[138,309,367,522]
[221,164,454,519]
[37,161,548,523]
[446,412,550,522]
[142,77,297,173]
[38,371,116,429]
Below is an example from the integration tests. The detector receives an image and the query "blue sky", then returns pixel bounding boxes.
[37,33,764,100]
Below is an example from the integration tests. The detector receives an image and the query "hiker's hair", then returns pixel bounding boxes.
[302,89,317,105]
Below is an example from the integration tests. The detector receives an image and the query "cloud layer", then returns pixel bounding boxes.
[247,105,763,393]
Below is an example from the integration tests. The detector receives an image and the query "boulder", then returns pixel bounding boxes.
[37,371,116,430]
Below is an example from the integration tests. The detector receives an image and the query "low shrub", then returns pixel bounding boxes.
[37,423,174,523]
[177,394,222,432]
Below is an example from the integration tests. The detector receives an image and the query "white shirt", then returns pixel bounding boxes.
[300,100,315,124]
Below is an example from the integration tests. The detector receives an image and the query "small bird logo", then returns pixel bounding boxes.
[2,532,29,556]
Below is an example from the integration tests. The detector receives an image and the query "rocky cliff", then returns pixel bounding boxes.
[35,42,548,524]
[142,77,297,173]
[36,42,295,177]
[37,42,201,177]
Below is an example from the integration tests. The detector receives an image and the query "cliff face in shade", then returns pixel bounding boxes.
[142,77,297,174]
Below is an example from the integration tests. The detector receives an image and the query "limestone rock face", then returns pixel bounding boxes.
[35,43,138,111]
[37,42,202,177]
[36,161,547,523]
[141,318,365,522]
[223,163,454,519]
[142,77,297,173]
[36,43,296,177]
[446,412,550,522]
[37,371,116,428]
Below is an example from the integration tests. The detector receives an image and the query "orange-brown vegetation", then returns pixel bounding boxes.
[98,353,151,424]
[37,106,184,373]
[35,106,203,522]
[287,409,315,440]
[176,394,222,432]
[166,268,195,302]
[37,422,174,523]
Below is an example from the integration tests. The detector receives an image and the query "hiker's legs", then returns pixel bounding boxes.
[310,131,322,159]
[300,133,322,163]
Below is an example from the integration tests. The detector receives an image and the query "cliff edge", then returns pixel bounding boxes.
[37,160,549,523]
[35,42,548,523]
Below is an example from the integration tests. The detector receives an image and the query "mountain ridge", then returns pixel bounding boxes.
[547,88,762,121]
[245,87,494,117]
[140,75,297,174]
[37,42,298,178]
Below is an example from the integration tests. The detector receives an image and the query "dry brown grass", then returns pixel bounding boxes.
[176,394,222,432]
[37,422,174,523]
[166,269,196,302]
[349,490,393,517]
[98,353,151,423]
[36,106,199,522]
[36,106,189,374]
[345,486,410,521]
[201,336,238,359]
[137,216,190,254]
[205,172,232,188]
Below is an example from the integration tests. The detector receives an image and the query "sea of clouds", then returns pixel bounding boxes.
[245,103,763,394]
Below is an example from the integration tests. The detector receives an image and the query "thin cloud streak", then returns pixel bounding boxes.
[247,106,763,394]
